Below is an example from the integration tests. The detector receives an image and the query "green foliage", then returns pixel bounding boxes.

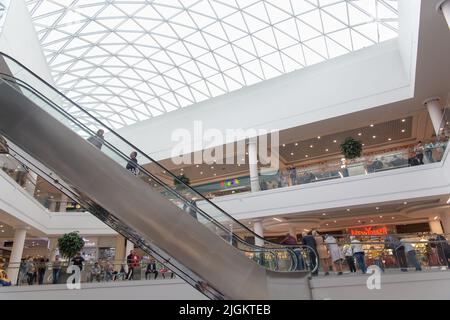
[57,232,84,260]
[340,137,363,160]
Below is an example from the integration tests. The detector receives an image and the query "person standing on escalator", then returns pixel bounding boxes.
[87,129,105,150]
[126,151,139,175]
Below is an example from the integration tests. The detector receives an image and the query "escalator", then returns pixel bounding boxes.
[0,52,316,300]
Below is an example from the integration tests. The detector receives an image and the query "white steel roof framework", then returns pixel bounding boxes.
[26,0,399,129]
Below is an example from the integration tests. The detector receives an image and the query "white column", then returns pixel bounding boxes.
[48,238,59,262]
[438,0,450,28]
[59,194,69,213]
[440,212,450,234]
[248,139,260,192]
[24,172,37,196]
[7,228,27,285]
[253,220,264,247]
[429,220,444,235]
[114,235,126,271]
[125,239,134,256]
[48,199,57,212]
[424,97,444,136]
[288,226,297,238]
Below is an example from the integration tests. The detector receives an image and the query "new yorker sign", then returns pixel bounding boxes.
[350,226,388,236]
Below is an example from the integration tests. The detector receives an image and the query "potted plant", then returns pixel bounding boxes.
[340,137,363,160]
[340,137,364,176]
[57,232,85,280]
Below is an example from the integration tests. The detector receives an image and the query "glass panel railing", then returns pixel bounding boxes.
[305,236,450,276]
[0,52,317,273]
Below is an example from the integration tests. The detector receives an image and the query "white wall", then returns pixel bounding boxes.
[0,279,207,300]
[112,40,413,161]
[0,0,53,83]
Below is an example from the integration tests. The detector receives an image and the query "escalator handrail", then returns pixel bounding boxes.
[0,75,281,255]
[0,51,304,250]
[0,71,317,275]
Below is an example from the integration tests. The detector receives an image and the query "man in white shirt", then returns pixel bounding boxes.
[350,236,367,274]
[401,238,422,271]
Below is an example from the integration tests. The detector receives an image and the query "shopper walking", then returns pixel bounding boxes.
[313,230,331,276]
[25,258,35,285]
[325,235,344,275]
[302,231,318,276]
[52,255,62,284]
[343,244,356,273]
[351,236,367,274]
[126,250,140,280]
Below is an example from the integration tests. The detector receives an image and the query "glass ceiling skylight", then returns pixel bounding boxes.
[0,0,10,34]
[27,0,399,129]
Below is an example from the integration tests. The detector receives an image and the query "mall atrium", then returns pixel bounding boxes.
[0,0,450,300]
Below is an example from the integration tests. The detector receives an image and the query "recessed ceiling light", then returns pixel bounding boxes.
[317,136,321,139]
[346,209,351,212]
[388,138,392,141]
[213,173,216,176]
[370,124,374,127]
[334,220,337,223]
[401,129,406,133]
[358,220,361,223]
[1,230,4,233]
[180,168,184,171]
[310,145,314,148]
[358,133,362,136]
[305,155,309,158]
[246,152,249,155]
[282,144,286,147]
[200,172,203,175]
[326,223,329,226]
[333,140,337,143]
[434,216,439,220]
[376,207,380,210]
[370,220,374,223]
[322,213,326,216]
[241,158,245,161]
[325,149,329,152]
[211,166,214,169]
[402,119,406,122]
[392,217,395,220]
[380,216,383,218]
[196,165,199,168]
[295,143,299,146]
[372,136,376,139]
[291,153,294,156]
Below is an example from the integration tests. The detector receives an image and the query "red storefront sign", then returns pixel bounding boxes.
[350,226,388,236]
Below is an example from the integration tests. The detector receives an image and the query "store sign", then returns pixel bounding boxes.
[220,179,240,189]
[350,226,388,236]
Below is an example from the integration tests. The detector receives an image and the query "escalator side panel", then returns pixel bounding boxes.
[0,80,269,300]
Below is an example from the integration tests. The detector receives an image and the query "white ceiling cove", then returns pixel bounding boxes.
[26,0,399,129]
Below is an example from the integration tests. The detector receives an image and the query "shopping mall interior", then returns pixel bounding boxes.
[0,0,450,300]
